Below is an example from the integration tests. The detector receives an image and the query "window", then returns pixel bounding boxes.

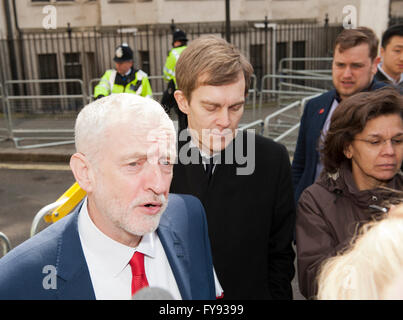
[249,44,264,89]
[139,51,150,75]
[64,52,82,111]
[64,52,82,93]
[38,53,59,95]
[84,52,97,81]
[292,41,306,70]
[276,42,288,72]
[38,53,60,112]
[292,41,306,85]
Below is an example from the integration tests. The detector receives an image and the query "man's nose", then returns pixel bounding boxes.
[143,163,168,195]
[342,66,353,78]
[216,108,231,128]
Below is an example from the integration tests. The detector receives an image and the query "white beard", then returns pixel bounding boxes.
[93,182,168,237]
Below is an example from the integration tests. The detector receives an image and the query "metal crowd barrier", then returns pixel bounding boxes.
[248,74,257,119]
[280,68,332,77]
[30,198,68,238]
[278,57,333,75]
[0,83,9,141]
[88,78,100,102]
[264,93,323,156]
[148,75,165,100]
[0,231,11,257]
[4,79,86,150]
[0,73,257,150]
[259,74,331,111]
[239,119,264,135]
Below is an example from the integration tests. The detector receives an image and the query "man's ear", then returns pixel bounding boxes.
[380,47,385,61]
[70,153,95,193]
[174,90,190,115]
[372,56,381,75]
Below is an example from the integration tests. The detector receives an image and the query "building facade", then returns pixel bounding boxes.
[0,0,393,111]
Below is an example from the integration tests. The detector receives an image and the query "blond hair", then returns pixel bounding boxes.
[175,35,253,101]
[317,211,403,300]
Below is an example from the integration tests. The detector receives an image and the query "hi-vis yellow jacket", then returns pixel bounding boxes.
[94,68,152,99]
[163,45,187,88]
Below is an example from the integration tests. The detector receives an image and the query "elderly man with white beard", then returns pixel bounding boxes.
[0,93,220,300]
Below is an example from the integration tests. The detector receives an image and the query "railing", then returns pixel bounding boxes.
[259,73,331,110]
[278,57,333,75]
[30,199,68,238]
[263,93,323,155]
[0,231,11,257]
[0,83,8,141]
[3,79,85,149]
[0,72,322,151]
[239,119,264,135]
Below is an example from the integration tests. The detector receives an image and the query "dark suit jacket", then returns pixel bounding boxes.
[170,130,296,299]
[374,69,403,92]
[0,194,216,300]
[374,69,391,84]
[291,80,388,202]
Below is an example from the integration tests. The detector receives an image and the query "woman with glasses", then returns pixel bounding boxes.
[296,87,403,299]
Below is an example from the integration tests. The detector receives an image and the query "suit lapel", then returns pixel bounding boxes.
[178,137,210,197]
[55,204,96,300]
[157,212,192,300]
[318,89,337,129]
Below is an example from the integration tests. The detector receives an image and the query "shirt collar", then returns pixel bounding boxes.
[378,63,403,84]
[78,197,156,277]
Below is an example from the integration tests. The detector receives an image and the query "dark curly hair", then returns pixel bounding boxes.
[321,87,403,173]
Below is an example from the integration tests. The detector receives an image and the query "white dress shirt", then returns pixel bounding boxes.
[378,63,403,85]
[315,98,339,181]
[188,134,220,174]
[77,198,181,300]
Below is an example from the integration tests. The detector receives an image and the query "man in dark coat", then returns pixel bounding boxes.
[292,27,387,203]
[171,35,296,300]
[374,24,403,87]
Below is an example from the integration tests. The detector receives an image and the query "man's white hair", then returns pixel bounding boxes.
[75,93,176,163]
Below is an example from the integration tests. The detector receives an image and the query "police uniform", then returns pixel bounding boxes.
[94,44,152,100]
[163,44,187,87]
[161,30,188,132]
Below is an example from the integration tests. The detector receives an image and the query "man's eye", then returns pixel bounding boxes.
[204,105,216,111]
[369,140,381,145]
[231,105,243,111]
[128,162,138,166]
[159,158,172,166]
[392,138,403,145]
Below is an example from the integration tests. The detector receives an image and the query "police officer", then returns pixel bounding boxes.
[161,29,188,132]
[94,43,152,100]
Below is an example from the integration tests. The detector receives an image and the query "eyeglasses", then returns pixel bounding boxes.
[354,137,403,148]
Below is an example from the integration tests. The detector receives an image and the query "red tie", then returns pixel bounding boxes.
[129,251,149,296]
